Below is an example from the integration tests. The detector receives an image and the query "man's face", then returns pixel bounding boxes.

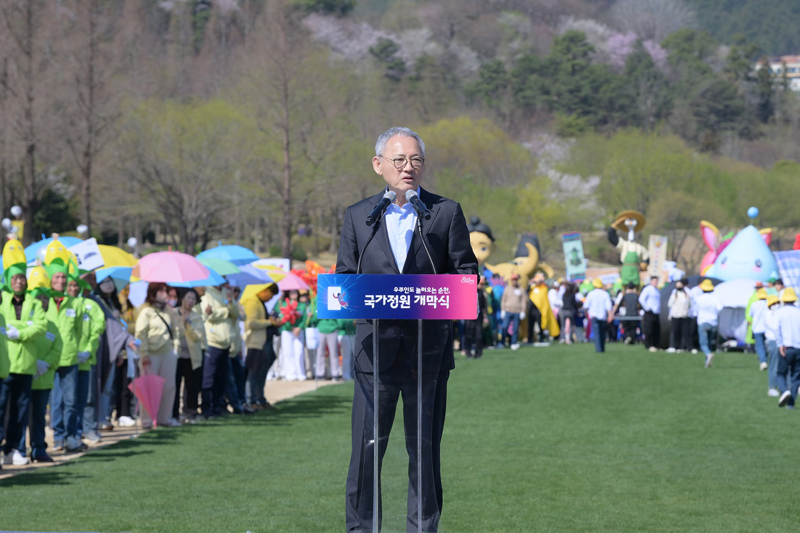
[10,274,27,295]
[650,278,658,287]
[777,282,785,291]
[66,280,81,297]
[51,272,67,293]
[372,135,424,198]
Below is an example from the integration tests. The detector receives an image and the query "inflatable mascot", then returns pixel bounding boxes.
[607,210,649,288]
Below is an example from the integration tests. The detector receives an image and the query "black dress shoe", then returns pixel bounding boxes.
[32,453,54,463]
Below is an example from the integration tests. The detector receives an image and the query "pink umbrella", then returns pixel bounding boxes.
[128,372,165,428]
[277,272,310,291]
[133,251,210,283]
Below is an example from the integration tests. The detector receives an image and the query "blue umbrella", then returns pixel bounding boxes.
[226,264,275,288]
[197,243,259,266]
[96,266,133,293]
[25,236,84,264]
[170,266,226,288]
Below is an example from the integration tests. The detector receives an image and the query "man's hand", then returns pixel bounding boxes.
[780,346,786,357]
[77,351,91,364]
[35,360,50,379]
[6,325,20,341]
[520,312,526,321]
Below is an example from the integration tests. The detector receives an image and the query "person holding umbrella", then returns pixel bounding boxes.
[0,238,46,465]
[135,282,180,428]
[44,239,86,453]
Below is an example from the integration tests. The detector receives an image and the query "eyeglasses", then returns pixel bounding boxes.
[380,155,425,170]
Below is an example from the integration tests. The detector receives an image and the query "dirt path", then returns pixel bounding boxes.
[0,379,343,480]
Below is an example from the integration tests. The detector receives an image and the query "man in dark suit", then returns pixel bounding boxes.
[337,127,478,532]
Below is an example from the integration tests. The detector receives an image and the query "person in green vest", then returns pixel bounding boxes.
[0,238,46,466]
[277,290,309,381]
[43,238,85,453]
[18,268,62,462]
[67,275,106,444]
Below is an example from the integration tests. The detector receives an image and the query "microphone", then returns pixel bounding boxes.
[366,190,396,226]
[405,190,431,220]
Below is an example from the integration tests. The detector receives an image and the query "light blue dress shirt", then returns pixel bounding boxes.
[584,289,612,320]
[638,285,661,313]
[384,188,419,272]
[775,305,800,348]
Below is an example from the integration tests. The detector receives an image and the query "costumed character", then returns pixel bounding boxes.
[485,233,554,288]
[704,223,778,283]
[528,272,560,341]
[467,216,496,272]
[607,210,649,288]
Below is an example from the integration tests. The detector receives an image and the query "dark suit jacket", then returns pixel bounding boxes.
[336,187,478,374]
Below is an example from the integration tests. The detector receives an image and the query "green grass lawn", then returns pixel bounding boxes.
[1,343,796,532]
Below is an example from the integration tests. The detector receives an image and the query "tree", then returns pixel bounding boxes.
[294,0,356,17]
[611,0,696,43]
[624,40,671,130]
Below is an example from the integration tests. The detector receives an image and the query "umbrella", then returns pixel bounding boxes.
[275,272,309,291]
[98,245,137,268]
[128,372,165,428]
[251,263,288,282]
[198,257,240,276]
[133,251,209,284]
[96,266,133,293]
[129,280,148,307]
[227,264,275,288]
[240,282,278,303]
[24,236,83,264]
[197,243,259,266]
[170,267,226,288]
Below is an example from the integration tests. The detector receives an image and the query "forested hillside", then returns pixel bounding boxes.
[0,0,798,273]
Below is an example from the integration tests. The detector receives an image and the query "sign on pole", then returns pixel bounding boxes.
[647,235,668,280]
[562,233,586,281]
[69,238,105,272]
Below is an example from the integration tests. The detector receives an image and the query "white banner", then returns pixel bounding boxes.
[69,238,105,272]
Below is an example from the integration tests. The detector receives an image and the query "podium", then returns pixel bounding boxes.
[318,274,478,532]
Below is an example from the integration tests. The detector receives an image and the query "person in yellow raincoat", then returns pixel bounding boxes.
[528,273,560,342]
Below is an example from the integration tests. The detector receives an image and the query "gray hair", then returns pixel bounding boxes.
[374,127,426,158]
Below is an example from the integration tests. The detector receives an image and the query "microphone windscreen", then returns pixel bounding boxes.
[404,190,417,202]
[385,190,397,202]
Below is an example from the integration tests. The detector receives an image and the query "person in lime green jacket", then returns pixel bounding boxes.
[43,239,85,453]
[67,278,106,444]
[0,239,47,466]
[22,295,62,463]
[0,310,8,381]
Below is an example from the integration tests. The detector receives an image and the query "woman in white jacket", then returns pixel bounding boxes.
[667,279,692,352]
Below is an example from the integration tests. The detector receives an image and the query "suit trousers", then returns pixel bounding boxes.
[643,311,661,349]
[347,369,449,533]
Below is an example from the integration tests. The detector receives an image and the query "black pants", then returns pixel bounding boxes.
[346,369,449,533]
[173,358,202,418]
[201,346,229,416]
[643,311,661,349]
[463,319,484,358]
[670,317,692,351]
[527,301,543,342]
[113,361,135,418]
[0,373,32,454]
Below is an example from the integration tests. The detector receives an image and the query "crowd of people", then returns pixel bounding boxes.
[458,272,800,408]
[0,238,356,468]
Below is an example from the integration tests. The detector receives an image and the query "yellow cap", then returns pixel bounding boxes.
[757,288,767,300]
[592,278,603,289]
[27,266,49,291]
[781,288,797,304]
[767,295,780,308]
[699,279,715,292]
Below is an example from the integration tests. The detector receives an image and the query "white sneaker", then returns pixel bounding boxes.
[691,349,698,354]
[511,343,520,350]
[778,390,792,407]
[165,418,182,428]
[704,353,714,368]
[666,347,676,353]
[648,346,658,353]
[3,449,30,465]
[759,362,768,371]
[118,416,135,428]
[768,388,780,397]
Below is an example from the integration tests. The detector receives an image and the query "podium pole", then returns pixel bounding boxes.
[417,318,423,533]
[373,319,380,533]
